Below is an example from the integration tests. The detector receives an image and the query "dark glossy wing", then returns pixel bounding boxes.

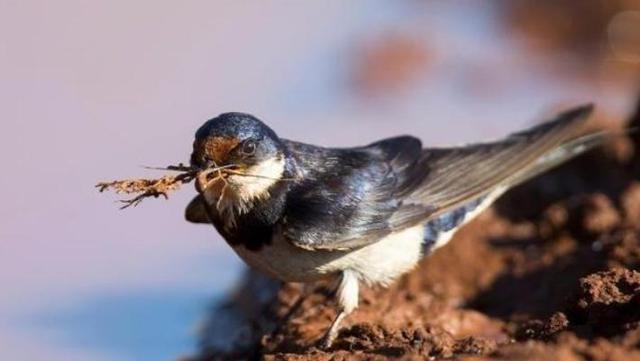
[389,104,596,229]
[281,136,426,250]
[283,104,596,250]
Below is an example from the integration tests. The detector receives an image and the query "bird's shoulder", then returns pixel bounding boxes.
[282,135,424,181]
[279,136,432,250]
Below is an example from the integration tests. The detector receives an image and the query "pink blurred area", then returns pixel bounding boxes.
[0,1,638,360]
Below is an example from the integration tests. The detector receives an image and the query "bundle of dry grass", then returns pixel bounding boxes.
[97,162,290,209]
[96,164,197,209]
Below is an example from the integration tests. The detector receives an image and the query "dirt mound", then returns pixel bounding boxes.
[187,101,640,361]
[571,268,640,336]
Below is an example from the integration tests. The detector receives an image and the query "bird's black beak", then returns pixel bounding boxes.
[190,152,204,170]
[190,152,215,171]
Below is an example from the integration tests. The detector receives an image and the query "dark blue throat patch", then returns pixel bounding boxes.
[423,196,486,253]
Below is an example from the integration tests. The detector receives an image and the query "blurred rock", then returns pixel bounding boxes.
[351,33,432,97]
[500,0,640,56]
[499,0,640,82]
[571,268,640,336]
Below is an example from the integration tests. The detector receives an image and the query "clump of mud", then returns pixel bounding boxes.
[187,99,640,361]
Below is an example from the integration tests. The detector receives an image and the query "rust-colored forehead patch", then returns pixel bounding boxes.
[193,136,241,164]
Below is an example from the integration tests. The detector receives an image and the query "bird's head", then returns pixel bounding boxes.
[190,113,287,217]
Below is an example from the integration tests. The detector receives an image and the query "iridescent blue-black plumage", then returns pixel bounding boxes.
[190,134,430,251]
[194,112,280,145]
[191,112,284,170]
[187,105,600,254]
[280,136,431,250]
[422,196,485,251]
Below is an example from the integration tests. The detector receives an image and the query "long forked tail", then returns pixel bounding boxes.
[507,120,620,188]
[405,104,598,217]
[420,106,616,252]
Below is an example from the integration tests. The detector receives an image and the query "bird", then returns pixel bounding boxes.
[184,104,607,348]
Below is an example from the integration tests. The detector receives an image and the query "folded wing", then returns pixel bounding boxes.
[285,104,600,250]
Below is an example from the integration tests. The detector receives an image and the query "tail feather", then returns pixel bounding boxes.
[507,129,616,188]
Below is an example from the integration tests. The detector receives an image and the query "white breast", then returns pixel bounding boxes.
[231,224,425,287]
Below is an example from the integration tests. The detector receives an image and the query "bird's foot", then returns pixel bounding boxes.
[320,310,346,350]
[321,328,336,350]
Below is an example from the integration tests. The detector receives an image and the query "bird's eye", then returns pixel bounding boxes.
[241,140,257,156]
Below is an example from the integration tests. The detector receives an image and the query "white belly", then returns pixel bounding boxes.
[231,225,425,286]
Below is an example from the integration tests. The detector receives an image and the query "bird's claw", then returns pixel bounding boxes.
[321,331,336,350]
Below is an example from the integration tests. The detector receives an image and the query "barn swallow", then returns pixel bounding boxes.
[185,105,604,348]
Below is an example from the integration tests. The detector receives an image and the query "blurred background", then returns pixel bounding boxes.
[1,1,639,360]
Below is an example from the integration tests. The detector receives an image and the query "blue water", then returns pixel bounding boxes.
[21,287,223,361]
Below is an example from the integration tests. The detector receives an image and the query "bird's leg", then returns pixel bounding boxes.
[321,269,359,349]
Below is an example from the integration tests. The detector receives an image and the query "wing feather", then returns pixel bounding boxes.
[285,104,598,250]
[389,104,596,229]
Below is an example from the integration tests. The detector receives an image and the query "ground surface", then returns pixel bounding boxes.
[190,102,640,361]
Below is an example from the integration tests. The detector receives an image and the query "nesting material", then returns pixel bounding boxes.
[96,164,197,209]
